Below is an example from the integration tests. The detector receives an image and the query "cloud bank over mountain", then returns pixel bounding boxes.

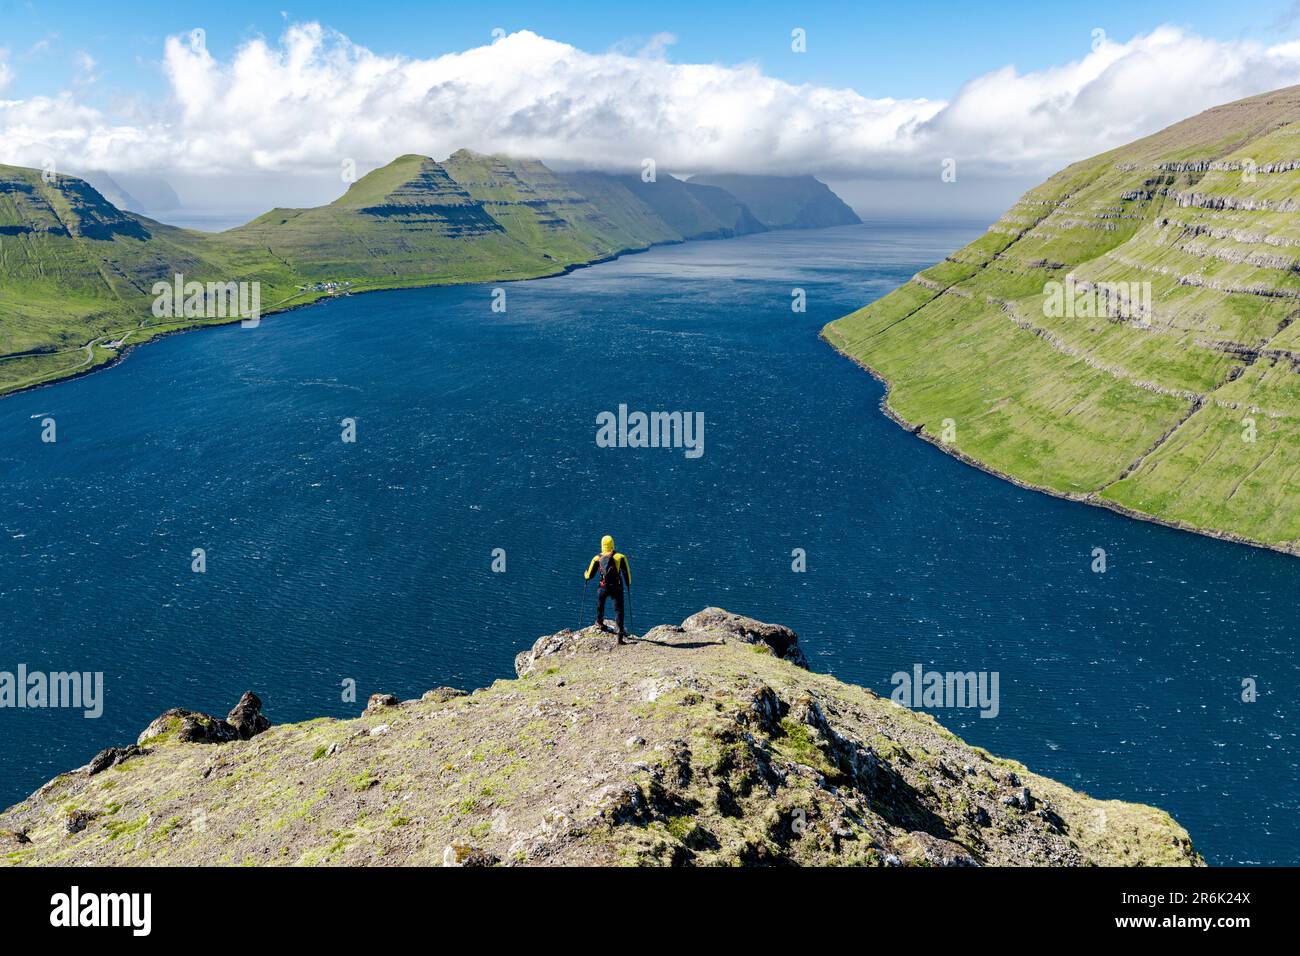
[3,22,1300,210]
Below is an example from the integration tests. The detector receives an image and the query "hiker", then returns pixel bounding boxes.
[584,535,632,642]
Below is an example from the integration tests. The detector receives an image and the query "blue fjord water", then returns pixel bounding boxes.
[1,223,1296,865]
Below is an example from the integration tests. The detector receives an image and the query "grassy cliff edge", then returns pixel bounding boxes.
[1,609,1199,867]
[825,85,1300,556]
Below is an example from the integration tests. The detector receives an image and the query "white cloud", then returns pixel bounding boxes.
[131,24,942,179]
[0,52,12,94]
[922,27,1300,171]
[1,22,1299,190]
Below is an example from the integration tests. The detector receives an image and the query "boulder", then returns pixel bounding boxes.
[1000,787,1033,810]
[679,608,809,667]
[138,708,239,745]
[514,630,581,677]
[742,685,784,733]
[365,693,399,713]
[86,744,149,776]
[226,691,271,740]
[905,831,980,867]
[442,843,498,867]
[138,693,271,746]
[65,809,97,835]
[422,687,469,704]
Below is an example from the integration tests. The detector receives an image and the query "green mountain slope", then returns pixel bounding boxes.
[223,154,562,285]
[689,173,862,228]
[0,151,856,400]
[824,85,1300,554]
[566,172,766,239]
[626,174,767,238]
[551,172,685,245]
[0,164,302,395]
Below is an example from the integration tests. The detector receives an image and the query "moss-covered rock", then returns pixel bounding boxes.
[0,610,1201,868]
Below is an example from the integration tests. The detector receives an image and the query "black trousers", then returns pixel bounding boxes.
[597,586,625,632]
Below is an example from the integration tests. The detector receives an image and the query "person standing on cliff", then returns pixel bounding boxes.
[584,535,632,643]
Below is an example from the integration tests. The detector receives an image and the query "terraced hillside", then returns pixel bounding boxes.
[229,155,519,280]
[560,170,766,240]
[2,152,858,399]
[690,173,862,229]
[0,164,304,396]
[825,85,1300,554]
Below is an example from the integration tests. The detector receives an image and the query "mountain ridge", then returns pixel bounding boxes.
[0,153,857,399]
[689,173,861,229]
[0,609,1200,867]
[825,84,1300,555]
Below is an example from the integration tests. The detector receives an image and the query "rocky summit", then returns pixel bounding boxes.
[0,609,1200,867]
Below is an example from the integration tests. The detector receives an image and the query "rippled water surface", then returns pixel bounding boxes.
[2,223,1295,864]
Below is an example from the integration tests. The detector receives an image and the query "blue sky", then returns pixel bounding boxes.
[3,0,1297,102]
[5,0,1300,221]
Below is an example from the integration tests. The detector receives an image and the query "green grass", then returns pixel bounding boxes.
[104,814,149,841]
[0,153,837,401]
[826,84,1300,552]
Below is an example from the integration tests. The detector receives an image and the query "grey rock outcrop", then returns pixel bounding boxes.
[138,691,271,746]
[515,607,811,677]
[226,691,271,740]
[86,744,149,776]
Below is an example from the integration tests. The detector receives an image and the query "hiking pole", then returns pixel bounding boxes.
[576,577,588,631]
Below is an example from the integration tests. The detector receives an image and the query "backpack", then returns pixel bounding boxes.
[598,554,622,591]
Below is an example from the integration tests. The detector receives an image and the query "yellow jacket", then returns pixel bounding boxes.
[585,552,631,589]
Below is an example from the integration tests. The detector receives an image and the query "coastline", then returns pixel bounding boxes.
[819,325,1300,560]
[0,233,695,404]
[10,221,1293,564]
